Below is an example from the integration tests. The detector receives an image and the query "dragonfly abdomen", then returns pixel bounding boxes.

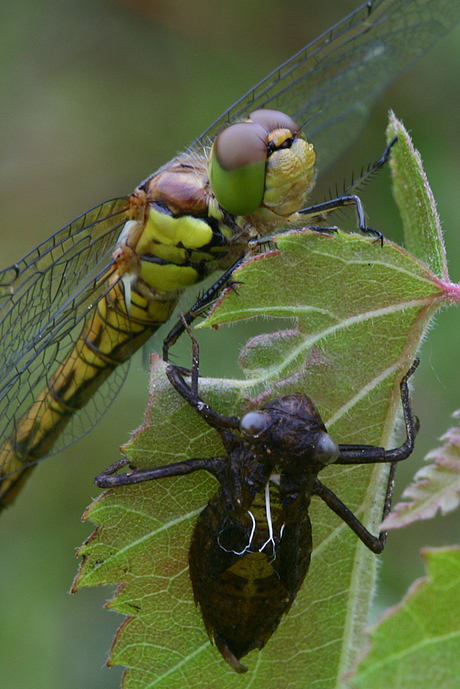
[0,278,171,509]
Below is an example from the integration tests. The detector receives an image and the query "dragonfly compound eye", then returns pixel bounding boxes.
[314,432,340,465]
[239,410,270,437]
[249,109,301,137]
[208,120,270,216]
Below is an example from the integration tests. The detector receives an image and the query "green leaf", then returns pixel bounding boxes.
[74,116,460,688]
[387,112,448,279]
[349,547,460,689]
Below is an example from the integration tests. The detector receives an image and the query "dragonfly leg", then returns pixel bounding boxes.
[299,194,383,244]
[298,137,398,245]
[341,136,398,197]
[162,256,245,361]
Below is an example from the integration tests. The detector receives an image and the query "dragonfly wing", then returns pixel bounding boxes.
[0,198,128,379]
[0,197,130,468]
[189,0,460,176]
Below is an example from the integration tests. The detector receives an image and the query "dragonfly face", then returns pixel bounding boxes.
[1,0,460,511]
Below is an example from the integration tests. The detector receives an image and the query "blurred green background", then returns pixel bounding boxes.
[1,1,460,687]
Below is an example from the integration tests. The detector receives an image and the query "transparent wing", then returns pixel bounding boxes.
[0,198,130,461]
[188,0,460,175]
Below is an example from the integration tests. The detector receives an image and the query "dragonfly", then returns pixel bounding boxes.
[95,321,420,673]
[1,0,459,511]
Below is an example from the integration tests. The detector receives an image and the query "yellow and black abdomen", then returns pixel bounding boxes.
[0,274,172,508]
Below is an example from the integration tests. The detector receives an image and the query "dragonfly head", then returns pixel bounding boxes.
[208,109,316,218]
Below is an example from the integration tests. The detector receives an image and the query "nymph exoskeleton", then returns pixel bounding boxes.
[96,326,419,673]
